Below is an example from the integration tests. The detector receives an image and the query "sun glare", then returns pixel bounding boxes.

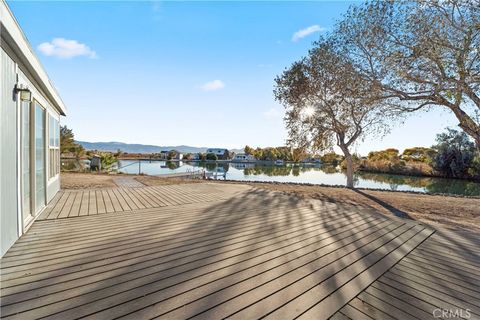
[303,106,315,117]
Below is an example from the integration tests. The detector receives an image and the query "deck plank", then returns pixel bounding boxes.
[37,192,63,220]
[57,192,75,219]
[101,190,115,213]
[294,227,433,320]
[106,189,123,212]
[122,188,145,209]
[335,224,480,320]
[44,192,70,220]
[95,190,106,214]
[88,190,97,215]
[78,191,89,216]
[1,216,381,318]
[1,182,478,320]
[68,191,82,217]
[111,188,131,211]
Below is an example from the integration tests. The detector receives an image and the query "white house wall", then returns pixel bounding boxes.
[0,48,62,256]
[1,0,66,257]
[1,47,20,257]
[16,68,61,203]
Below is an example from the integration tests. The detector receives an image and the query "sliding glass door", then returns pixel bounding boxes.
[21,101,32,222]
[34,102,46,213]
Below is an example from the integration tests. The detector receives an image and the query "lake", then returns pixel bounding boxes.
[117,160,480,196]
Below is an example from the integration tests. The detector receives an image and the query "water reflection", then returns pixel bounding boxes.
[65,159,479,196]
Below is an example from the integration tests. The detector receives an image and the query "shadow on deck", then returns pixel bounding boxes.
[1,183,478,319]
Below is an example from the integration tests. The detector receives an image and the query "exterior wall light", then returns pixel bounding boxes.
[14,84,32,101]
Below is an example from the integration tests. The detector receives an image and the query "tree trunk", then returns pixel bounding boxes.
[447,104,480,151]
[339,144,354,188]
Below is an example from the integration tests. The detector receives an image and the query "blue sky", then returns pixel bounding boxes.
[9,1,458,155]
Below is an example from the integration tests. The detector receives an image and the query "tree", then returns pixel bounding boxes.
[99,152,117,171]
[320,152,344,166]
[291,147,307,162]
[253,147,264,160]
[337,0,480,149]
[432,128,477,178]
[60,125,84,158]
[206,153,218,161]
[402,147,436,163]
[244,145,254,155]
[167,150,177,160]
[368,149,400,162]
[274,40,390,188]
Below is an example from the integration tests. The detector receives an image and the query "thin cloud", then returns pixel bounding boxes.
[292,25,326,42]
[200,80,225,91]
[38,38,97,59]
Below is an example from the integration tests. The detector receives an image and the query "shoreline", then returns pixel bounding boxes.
[65,157,480,182]
[217,178,480,199]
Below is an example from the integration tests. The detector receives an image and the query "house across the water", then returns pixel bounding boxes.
[1,1,67,257]
[233,153,256,162]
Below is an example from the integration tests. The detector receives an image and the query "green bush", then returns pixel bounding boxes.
[206,153,218,161]
[402,147,436,163]
[101,153,117,170]
[320,152,344,165]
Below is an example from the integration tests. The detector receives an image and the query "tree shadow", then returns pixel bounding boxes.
[353,189,412,219]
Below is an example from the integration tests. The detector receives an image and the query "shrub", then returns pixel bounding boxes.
[320,152,344,166]
[206,153,218,161]
[402,147,436,163]
[432,128,476,178]
[362,149,406,173]
[97,152,117,171]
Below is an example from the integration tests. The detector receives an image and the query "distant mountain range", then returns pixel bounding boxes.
[76,141,243,154]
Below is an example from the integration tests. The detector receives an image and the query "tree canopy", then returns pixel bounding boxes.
[432,128,478,178]
[274,40,391,187]
[60,125,84,158]
[336,0,480,148]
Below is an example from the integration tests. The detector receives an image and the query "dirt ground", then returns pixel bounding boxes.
[237,182,480,232]
[60,172,199,189]
[135,175,202,186]
[61,172,118,189]
[61,173,479,232]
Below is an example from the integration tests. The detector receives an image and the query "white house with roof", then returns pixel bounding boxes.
[1,0,67,257]
[233,153,256,162]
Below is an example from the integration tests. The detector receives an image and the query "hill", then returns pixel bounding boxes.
[76,141,242,154]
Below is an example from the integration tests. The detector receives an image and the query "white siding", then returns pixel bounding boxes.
[1,48,19,256]
[16,69,61,203]
[1,1,66,257]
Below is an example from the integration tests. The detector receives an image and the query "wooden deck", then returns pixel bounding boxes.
[1,183,478,319]
[331,229,480,320]
[37,183,243,220]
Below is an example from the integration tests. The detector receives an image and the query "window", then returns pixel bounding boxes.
[35,103,46,211]
[48,115,60,179]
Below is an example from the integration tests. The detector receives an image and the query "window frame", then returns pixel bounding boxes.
[48,114,60,180]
